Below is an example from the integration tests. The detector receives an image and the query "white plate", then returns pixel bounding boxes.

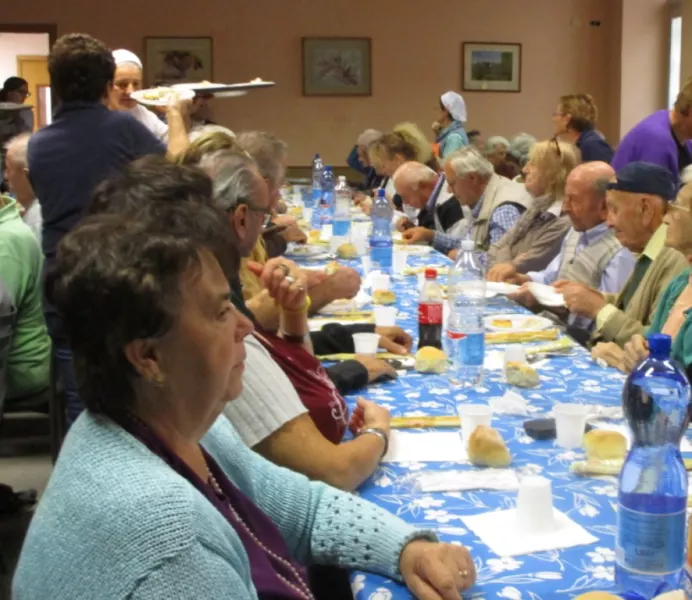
[400,245,433,256]
[485,281,520,295]
[172,82,248,98]
[527,282,565,307]
[284,244,327,258]
[131,87,195,107]
[483,314,554,333]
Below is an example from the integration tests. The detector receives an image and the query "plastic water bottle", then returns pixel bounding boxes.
[616,333,692,599]
[446,240,486,387]
[369,189,393,272]
[319,166,335,225]
[310,154,323,229]
[333,175,351,243]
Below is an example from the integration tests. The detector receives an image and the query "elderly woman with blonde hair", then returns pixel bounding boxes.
[487,139,581,280]
[594,182,692,373]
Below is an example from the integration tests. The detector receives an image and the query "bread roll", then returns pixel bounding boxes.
[505,361,540,388]
[336,242,358,259]
[583,429,628,461]
[573,593,621,600]
[415,346,447,374]
[467,426,511,468]
[373,290,396,305]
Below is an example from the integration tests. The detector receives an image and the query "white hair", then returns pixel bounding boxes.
[199,150,262,213]
[357,129,382,148]
[486,136,510,153]
[392,161,437,191]
[236,131,288,187]
[445,147,494,179]
[189,124,236,143]
[508,133,537,167]
[4,132,31,169]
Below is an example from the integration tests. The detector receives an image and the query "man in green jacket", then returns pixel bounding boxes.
[0,194,51,403]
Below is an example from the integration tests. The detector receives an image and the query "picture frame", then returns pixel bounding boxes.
[302,37,372,96]
[143,36,213,87]
[462,42,522,93]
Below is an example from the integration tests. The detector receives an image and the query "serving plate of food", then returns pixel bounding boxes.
[483,314,554,333]
[172,82,247,98]
[131,87,195,107]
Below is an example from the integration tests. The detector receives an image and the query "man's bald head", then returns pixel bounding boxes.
[393,161,439,209]
[562,162,615,232]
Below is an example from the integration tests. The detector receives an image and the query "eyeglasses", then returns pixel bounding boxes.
[551,136,562,159]
[18,89,31,98]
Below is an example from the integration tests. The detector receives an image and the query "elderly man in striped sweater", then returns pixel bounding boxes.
[506,162,636,337]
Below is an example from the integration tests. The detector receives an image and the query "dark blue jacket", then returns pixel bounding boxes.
[346,146,383,191]
[577,128,614,164]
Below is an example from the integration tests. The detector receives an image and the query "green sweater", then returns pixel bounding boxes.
[0,196,51,398]
[647,267,692,367]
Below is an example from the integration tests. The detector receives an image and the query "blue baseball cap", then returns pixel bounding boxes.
[607,162,676,201]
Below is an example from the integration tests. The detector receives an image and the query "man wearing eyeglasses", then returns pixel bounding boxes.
[553,162,688,348]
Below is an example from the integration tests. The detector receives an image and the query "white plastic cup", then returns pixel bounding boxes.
[360,255,372,276]
[353,332,381,356]
[392,251,408,277]
[554,403,589,449]
[457,404,493,445]
[371,273,391,292]
[504,346,528,375]
[352,227,369,256]
[303,207,313,225]
[374,306,397,327]
[516,475,556,534]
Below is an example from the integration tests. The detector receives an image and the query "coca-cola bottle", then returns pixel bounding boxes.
[418,268,444,350]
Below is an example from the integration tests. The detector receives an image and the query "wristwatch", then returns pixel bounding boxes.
[358,427,389,459]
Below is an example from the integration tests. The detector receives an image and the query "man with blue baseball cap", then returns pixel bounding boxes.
[554,162,688,348]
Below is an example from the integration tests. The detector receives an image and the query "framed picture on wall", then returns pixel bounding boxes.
[302,37,372,96]
[462,42,521,93]
[144,36,213,86]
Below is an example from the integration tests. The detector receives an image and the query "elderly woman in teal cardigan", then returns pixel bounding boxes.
[13,167,475,600]
[597,183,692,372]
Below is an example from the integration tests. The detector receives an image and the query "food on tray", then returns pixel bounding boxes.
[372,290,396,305]
[468,426,511,468]
[486,329,559,344]
[415,346,447,374]
[250,77,264,83]
[324,261,341,276]
[288,205,303,218]
[142,87,172,100]
[307,230,322,243]
[336,242,358,259]
[583,429,628,461]
[491,319,513,329]
[288,246,313,256]
[505,362,540,388]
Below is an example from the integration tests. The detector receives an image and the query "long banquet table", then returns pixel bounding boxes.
[296,243,689,600]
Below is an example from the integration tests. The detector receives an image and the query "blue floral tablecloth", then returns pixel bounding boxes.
[298,246,690,600]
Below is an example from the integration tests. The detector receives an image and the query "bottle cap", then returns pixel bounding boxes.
[324,166,332,172]
[647,333,672,357]
[377,188,386,198]
[424,268,437,279]
[460,240,475,251]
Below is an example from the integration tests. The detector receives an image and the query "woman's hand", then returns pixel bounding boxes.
[624,334,649,372]
[400,540,476,599]
[247,258,308,312]
[348,397,391,436]
[375,326,413,354]
[591,342,626,372]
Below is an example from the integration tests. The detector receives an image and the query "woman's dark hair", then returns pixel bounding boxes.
[0,76,28,102]
[47,163,238,415]
[48,33,115,103]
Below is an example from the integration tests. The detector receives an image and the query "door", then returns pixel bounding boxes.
[16,55,50,130]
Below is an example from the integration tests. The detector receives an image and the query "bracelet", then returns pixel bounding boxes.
[280,295,312,315]
[281,332,306,344]
[357,427,389,459]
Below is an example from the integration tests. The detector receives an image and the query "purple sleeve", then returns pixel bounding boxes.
[612,132,677,175]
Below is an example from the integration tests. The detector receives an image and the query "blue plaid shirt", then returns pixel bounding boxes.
[432,196,523,257]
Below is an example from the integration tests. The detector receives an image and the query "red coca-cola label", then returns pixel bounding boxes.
[447,331,466,340]
[418,302,443,325]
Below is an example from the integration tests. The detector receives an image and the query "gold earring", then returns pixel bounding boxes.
[151,373,165,387]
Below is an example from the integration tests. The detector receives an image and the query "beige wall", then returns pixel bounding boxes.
[619,0,670,138]
[0,0,672,164]
[681,0,692,89]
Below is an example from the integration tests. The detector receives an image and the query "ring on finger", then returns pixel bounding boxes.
[459,569,469,578]
[284,275,296,285]
[275,263,290,276]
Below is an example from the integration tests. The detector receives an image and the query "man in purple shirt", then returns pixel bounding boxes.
[612,79,692,185]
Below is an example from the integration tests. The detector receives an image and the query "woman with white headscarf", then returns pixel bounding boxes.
[435,91,469,158]
[109,49,169,140]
